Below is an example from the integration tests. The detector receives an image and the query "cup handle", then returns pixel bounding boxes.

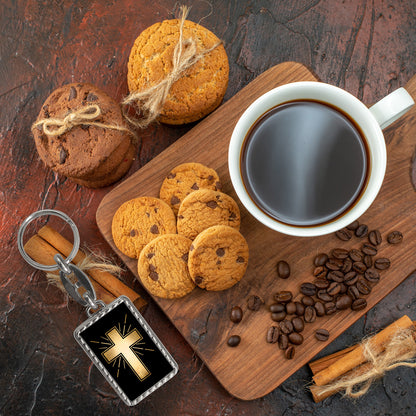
[369,87,414,129]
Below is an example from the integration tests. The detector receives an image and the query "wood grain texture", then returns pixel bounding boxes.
[2,1,416,414]
[97,63,416,399]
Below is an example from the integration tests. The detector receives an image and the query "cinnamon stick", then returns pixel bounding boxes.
[24,234,115,305]
[309,345,357,375]
[312,315,415,386]
[37,225,147,311]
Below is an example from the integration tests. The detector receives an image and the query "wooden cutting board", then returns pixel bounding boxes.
[96,62,416,400]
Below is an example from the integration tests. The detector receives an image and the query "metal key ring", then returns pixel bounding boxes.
[17,209,80,271]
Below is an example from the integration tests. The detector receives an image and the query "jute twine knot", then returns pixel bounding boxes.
[315,328,416,399]
[32,104,135,138]
[122,5,222,128]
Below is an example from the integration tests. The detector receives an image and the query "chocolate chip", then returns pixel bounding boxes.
[190,183,199,190]
[216,248,225,257]
[167,172,176,179]
[206,200,218,209]
[146,252,155,259]
[171,195,180,205]
[130,229,137,237]
[207,175,214,181]
[69,86,77,100]
[150,224,159,234]
[149,265,159,281]
[86,92,98,101]
[58,146,67,164]
[194,276,203,285]
[181,253,188,262]
[236,256,245,263]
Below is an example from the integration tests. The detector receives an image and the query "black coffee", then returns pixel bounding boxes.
[240,100,369,226]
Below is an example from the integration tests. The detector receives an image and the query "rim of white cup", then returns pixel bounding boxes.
[228,81,387,237]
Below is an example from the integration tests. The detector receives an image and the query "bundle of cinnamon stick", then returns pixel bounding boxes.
[309,315,416,402]
[24,225,146,311]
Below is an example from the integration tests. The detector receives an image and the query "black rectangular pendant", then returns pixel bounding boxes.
[74,296,178,406]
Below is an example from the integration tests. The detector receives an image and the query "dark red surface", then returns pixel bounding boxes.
[1,1,416,415]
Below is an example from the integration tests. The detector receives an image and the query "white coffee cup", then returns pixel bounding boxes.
[228,81,414,237]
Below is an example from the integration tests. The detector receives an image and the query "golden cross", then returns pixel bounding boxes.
[102,327,150,380]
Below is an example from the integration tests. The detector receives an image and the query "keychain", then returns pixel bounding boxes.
[18,209,178,406]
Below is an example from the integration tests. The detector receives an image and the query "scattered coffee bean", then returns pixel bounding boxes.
[295,302,305,316]
[355,224,368,238]
[364,268,380,283]
[325,302,336,315]
[327,270,344,282]
[313,266,327,279]
[300,282,317,296]
[291,316,304,332]
[351,298,367,311]
[278,334,289,350]
[368,229,382,246]
[363,255,373,268]
[314,253,329,266]
[331,248,349,259]
[344,271,358,286]
[362,243,378,256]
[271,311,286,322]
[314,279,330,290]
[274,291,293,303]
[285,302,297,315]
[317,290,333,302]
[314,301,325,316]
[339,283,347,294]
[327,282,341,296]
[269,303,285,313]
[342,258,353,273]
[247,295,263,311]
[349,249,363,262]
[279,319,294,334]
[285,345,295,359]
[326,258,343,270]
[266,326,280,343]
[230,306,243,323]
[346,220,360,230]
[227,335,241,347]
[347,285,360,300]
[277,260,291,279]
[304,306,317,323]
[356,278,371,295]
[315,328,330,342]
[353,261,367,274]
[301,296,315,306]
[336,228,352,241]
[374,258,391,270]
[288,332,304,345]
[336,294,353,310]
[387,231,403,244]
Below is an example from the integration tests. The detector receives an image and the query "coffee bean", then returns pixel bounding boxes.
[269,303,285,313]
[356,278,371,295]
[331,248,349,259]
[346,220,360,230]
[278,334,289,350]
[327,270,344,282]
[387,231,403,244]
[355,224,368,238]
[351,298,367,311]
[266,326,280,343]
[326,258,343,270]
[301,296,315,306]
[339,283,347,294]
[368,230,382,246]
[247,295,264,311]
[344,271,358,286]
[288,332,304,345]
[317,290,333,302]
[291,317,304,332]
[364,268,380,283]
[315,328,330,341]
[342,258,353,273]
[353,262,367,274]
[300,282,317,296]
[285,302,297,315]
[327,282,341,296]
[362,243,378,256]
[277,260,291,279]
[274,291,293,303]
[295,302,305,316]
[349,249,363,262]
[336,294,353,310]
[347,285,360,300]
[313,266,327,279]
[285,345,295,359]
[314,279,330,290]
[227,335,241,347]
[336,228,352,241]
[374,258,391,270]
[271,311,286,322]
[363,255,373,268]
[279,319,294,334]
[314,301,325,316]
[325,302,337,315]
[314,253,329,266]
[230,306,243,323]
[304,306,317,323]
